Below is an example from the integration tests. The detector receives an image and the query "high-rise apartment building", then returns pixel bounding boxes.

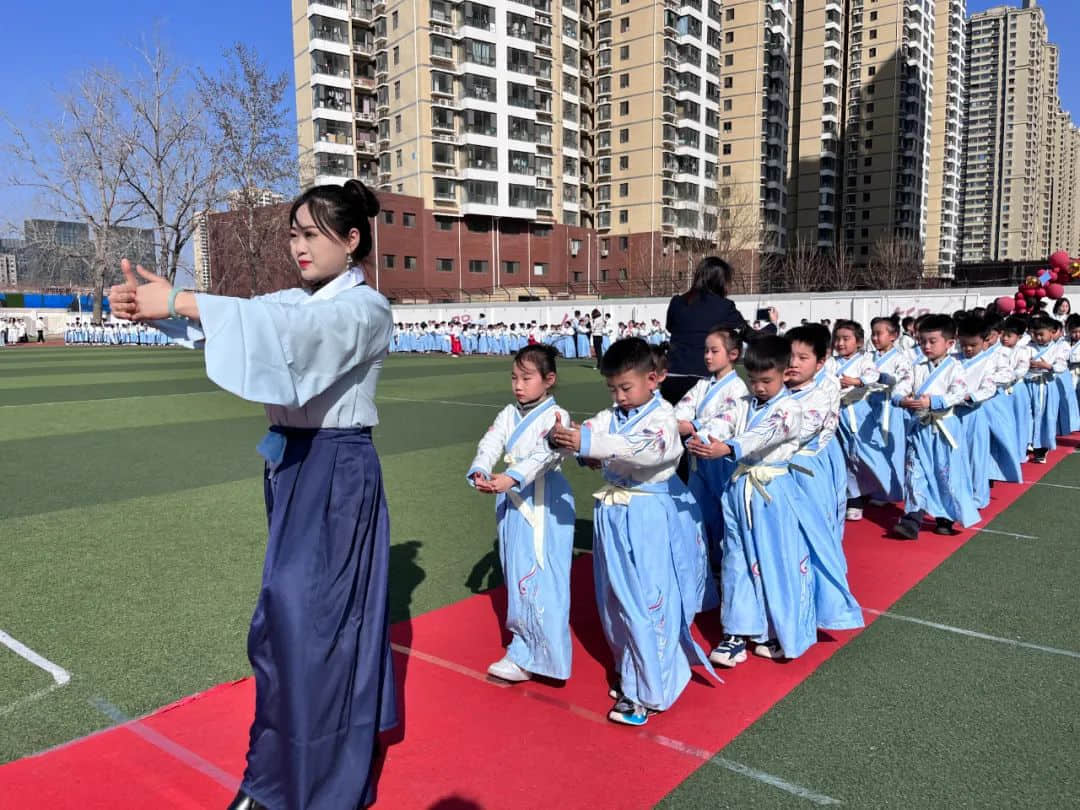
[192,213,212,292]
[960,1,1054,263]
[1049,109,1080,256]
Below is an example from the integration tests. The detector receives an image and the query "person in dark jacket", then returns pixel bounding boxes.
[661,257,748,407]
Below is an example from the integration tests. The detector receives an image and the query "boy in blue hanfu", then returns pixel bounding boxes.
[550,338,715,727]
[674,325,748,574]
[1025,314,1066,463]
[979,317,1025,484]
[1051,319,1080,435]
[467,345,576,683]
[1001,317,1035,459]
[893,315,981,540]
[694,336,817,666]
[954,316,999,509]
[831,319,882,522]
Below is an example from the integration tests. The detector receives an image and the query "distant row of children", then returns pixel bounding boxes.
[64,320,174,346]
[465,308,1079,727]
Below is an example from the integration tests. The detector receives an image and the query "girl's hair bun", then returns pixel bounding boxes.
[344,178,380,217]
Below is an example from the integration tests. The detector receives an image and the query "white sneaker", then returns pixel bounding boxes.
[753,640,786,660]
[487,656,531,682]
[846,507,864,521]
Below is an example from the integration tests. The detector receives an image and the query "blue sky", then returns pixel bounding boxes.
[1,0,1078,226]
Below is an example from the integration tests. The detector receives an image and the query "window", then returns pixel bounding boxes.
[619,268,628,280]
[724,54,733,66]
[869,10,877,20]
[404,256,416,270]
[868,66,876,76]
[723,76,733,89]
[394,80,401,99]
[618,236,629,250]
[723,99,732,111]
[619,100,629,116]
[619,210,628,224]
[722,165,731,177]
[869,48,876,57]
[722,121,732,132]
[403,212,416,227]
[533,262,548,276]
[396,149,403,167]
[383,210,394,224]
[619,128,630,143]
[724,31,733,44]
[869,29,877,40]
[392,10,398,28]
[393,46,400,64]
[722,143,731,155]
[619,155,629,169]
[725,7,734,20]
[383,254,395,268]
[395,114,402,133]
[533,225,552,237]
[503,260,519,275]
[619,182,629,197]
[436,257,454,272]
[469,259,488,274]
[435,217,455,231]
[620,45,630,60]
[620,73,630,88]
[620,17,630,32]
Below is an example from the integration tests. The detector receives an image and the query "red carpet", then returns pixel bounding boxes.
[1,445,1073,809]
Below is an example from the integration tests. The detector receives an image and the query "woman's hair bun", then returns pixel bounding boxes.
[344,178,380,217]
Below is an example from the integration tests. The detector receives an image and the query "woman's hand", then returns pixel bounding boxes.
[110,259,201,322]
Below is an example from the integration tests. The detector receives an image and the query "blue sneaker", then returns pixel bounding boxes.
[709,635,748,668]
[608,697,649,726]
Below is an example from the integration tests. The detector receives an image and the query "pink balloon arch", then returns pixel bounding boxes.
[995,250,1080,314]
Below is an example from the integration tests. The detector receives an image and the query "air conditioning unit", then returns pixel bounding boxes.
[600,248,609,257]
[661,247,669,255]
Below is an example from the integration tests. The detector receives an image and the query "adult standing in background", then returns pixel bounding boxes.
[660,257,748,407]
[590,308,604,362]
[36,315,45,343]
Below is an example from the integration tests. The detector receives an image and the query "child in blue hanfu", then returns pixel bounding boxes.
[1025,314,1066,463]
[694,336,821,666]
[893,315,981,539]
[1001,316,1035,460]
[674,325,748,577]
[467,344,576,683]
[549,338,715,727]
[830,319,882,522]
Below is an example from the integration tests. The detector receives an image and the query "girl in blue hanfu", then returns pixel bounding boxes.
[673,325,747,577]
[697,336,817,667]
[781,327,863,640]
[1025,314,1066,463]
[109,179,396,810]
[830,319,882,523]
[466,344,576,683]
[980,317,1024,484]
[892,315,981,540]
[857,316,915,504]
[549,338,715,726]
[1052,319,1080,435]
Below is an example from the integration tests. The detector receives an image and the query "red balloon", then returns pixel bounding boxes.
[1015,291,1027,301]
[996,296,1017,313]
[1016,299,1029,312]
[1034,288,1047,298]
[1050,250,1071,270]
[1047,283,1065,299]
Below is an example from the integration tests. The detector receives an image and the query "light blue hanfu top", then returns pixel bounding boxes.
[155,267,393,429]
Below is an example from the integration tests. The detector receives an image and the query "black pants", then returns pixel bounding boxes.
[592,335,604,365]
[660,375,702,483]
[37,330,44,343]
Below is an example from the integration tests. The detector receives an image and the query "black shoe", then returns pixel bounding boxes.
[227,792,266,810]
[934,518,958,536]
[893,517,920,540]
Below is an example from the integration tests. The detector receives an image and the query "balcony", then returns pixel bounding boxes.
[353,75,376,89]
[309,1,350,21]
[354,110,378,124]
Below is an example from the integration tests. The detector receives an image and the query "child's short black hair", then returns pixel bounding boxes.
[706,324,742,353]
[901,316,915,329]
[956,315,990,340]
[743,335,791,373]
[871,315,900,335]
[1029,314,1056,332]
[918,314,956,340]
[1002,315,1028,336]
[1066,313,1080,331]
[514,344,558,377]
[650,342,670,374]
[832,318,865,343]
[600,337,655,377]
[785,325,829,360]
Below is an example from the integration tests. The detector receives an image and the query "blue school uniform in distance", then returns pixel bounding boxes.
[898,355,981,527]
[787,379,864,633]
[466,397,576,680]
[578,393,715,711]
[157,268,396,810]
[1026,341,1064,450]
[720,390,819,658]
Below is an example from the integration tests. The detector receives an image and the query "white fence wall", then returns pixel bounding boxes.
[387,287,1022,326]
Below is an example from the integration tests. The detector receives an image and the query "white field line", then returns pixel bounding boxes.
[1030,481,1080,491]
[0,684,64,718]
[0,390,219,409]
[976,527,1039,540]
[863,609,1080,660]
[0,629,71,685]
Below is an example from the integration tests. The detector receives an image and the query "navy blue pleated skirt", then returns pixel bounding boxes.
[242,427,397,810]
